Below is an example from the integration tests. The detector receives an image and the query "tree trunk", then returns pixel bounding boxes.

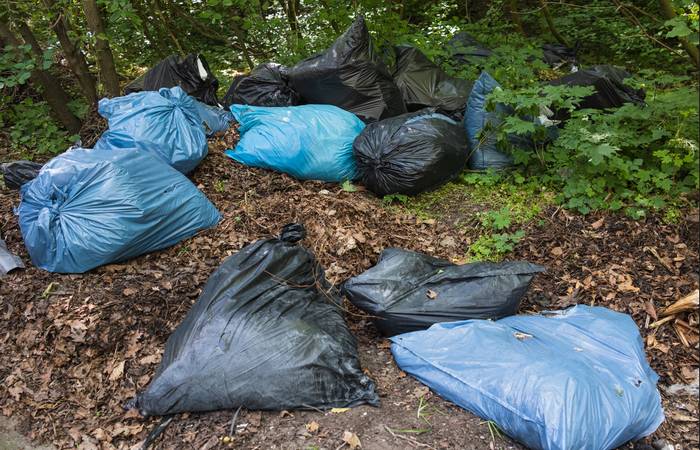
[43,0,98,104]
[659,0,699,68]
[506,0,526,36]
[0,21,82,133]
[539,0,569,47]
[278,0,303,45]
[82,0,121,97]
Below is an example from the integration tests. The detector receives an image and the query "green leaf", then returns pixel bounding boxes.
[341,180,357,192]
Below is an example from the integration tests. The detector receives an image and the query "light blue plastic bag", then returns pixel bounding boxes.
[463,71,514,170]
[391,305,664,450]
[225,104,364,182]
[17,146,220,273]
[97,86,208,173]
[192,100,234,136]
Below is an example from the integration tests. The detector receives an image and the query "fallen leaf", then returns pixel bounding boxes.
[591,218,604,229]
[551,247,563,257]
[343,431,361,449]
[413,386,429,398]
[279,410,293,418]
[426,289,438,300]
[306,421,319,433]
[123,287,138,297]
[139,354,160,365]
[330,407,350,414]
[109,361,125,381]
[644,300,658,321]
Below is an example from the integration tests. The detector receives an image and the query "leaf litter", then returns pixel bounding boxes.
[0,134,697,449]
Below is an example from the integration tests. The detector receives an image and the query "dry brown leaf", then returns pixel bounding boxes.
[343,431,362,449]
[644,300,658,321]
[109,361,125,381]
[139,354,160,365]
[306,421,320,433]
[551,247,563,256]
[123,287,138,297]
[426,289,438,300]
[591,218,605,229]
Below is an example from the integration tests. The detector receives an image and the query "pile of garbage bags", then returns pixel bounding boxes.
[391,305,665,450]
[136,224,379,415]
[17,146,220,273]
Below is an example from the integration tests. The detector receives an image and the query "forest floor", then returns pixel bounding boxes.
[0,130,698,450]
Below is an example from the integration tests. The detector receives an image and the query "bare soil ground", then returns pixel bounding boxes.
[1,134,698,450]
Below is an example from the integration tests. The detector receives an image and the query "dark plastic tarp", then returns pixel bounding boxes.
[288,16,406,123]
[96,86,208,174]
[353,108,468,196]
[548,65,645,118]
[391,305,665,450]
[225,104,364,182]
[222,62,301,107]
[446,32,492,66]
[124,53,220,106]
[0,160,42,190]
[342,248,544,336]
[541,43,578,68]
[135,224,379,416]
[392,45,473,118]
[17,146,220,273]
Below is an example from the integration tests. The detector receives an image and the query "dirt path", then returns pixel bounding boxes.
[0,143,698,449]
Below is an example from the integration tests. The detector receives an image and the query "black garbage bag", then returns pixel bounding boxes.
[124,54,220,106]
[135,224,379,416]
[447,32,492,66]
[353,108,468,196]
[548,65,645,119]
[392,45,473,118]
[541,43,578,68]
[342,248,545,336]
[0,160,43,190]
[222,62,301,107]
[288,16,406,123]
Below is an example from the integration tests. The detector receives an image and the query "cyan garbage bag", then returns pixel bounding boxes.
[225,104,364,182]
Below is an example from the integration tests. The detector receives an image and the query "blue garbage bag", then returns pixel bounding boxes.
[391,305,664,450]
[192,100,234,136]
[17,146,221,273]
[97,86,208,173]
[463,71,514,170]
[225,104,364,182]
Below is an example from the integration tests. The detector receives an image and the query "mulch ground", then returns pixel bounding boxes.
[0,131,698,450]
